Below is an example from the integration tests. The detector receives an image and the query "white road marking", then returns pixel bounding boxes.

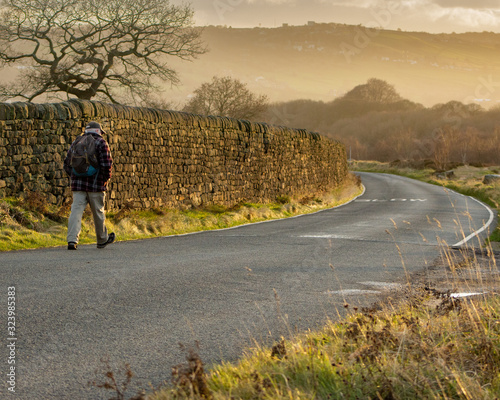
[452,196,495,247]
[355,198,427,202]
[299,234,357,239]
[359,281,404,289]
[325,288,487,298]
[324,282,405,296]
[450,292,486,298]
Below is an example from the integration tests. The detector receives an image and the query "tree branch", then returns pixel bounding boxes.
[0,0,205,103]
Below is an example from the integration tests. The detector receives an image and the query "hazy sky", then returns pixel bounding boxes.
[176,0,500,33]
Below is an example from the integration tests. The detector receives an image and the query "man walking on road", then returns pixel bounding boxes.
[63,121,115,250]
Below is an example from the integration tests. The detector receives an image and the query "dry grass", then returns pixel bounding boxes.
[0,195,75,251]
[73,165,500,400]
[139,243,500,400]
[0,174,362,251]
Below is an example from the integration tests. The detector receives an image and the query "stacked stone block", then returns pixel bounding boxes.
[0,100,348,210]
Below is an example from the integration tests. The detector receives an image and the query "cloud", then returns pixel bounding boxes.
[433,0,500,9]
[317,0,380,6]
[246,0,380,6]
[390,0,500,29]
[430,7,500,27]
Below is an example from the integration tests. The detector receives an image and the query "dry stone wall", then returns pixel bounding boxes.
[0,100,348,210]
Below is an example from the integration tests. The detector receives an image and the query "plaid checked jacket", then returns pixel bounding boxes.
[63,132,113,192]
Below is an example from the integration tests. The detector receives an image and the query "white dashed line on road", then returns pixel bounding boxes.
[355,198,427,202]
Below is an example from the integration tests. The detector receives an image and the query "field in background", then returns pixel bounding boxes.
[167,25,500,109]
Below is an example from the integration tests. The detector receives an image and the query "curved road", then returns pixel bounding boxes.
[0,172,495,399]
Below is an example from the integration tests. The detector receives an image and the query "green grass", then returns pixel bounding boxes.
[140,286,500,400]
[87,163,500,400]
[0,174,363,251]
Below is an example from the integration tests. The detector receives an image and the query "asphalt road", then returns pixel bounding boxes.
[0,172,496,399]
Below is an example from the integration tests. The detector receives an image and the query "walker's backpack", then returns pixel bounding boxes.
[69,134,99,176]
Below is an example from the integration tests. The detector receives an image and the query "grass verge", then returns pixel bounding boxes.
[88,164,500,400]
[0,173,362,251]
[189,293,500,400]
[97,246,500,400]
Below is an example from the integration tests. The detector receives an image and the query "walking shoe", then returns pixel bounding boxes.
[97,232,115,249]
[68,242,77,250]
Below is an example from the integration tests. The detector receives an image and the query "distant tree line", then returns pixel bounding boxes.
[260,79,500,169]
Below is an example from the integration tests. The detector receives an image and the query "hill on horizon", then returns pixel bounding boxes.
[164,23,500,109]
[1,22,499,110]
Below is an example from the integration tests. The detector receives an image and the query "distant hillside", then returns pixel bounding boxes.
[1,23,499,109]
[165,23,500,108]
[261,78,425,131]
[259,78,500,167]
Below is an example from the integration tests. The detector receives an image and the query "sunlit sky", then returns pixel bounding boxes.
[176,0,500,33]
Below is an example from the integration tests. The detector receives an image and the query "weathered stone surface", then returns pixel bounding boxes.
[483,174,500,185]
[434,170,455,180]
[0,100,348,210]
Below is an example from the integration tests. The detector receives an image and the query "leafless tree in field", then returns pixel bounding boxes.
[0,0,205,104]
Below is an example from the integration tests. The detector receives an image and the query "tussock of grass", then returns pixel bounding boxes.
[0,196,80,251]
[89,238,500,400]
[145,290,500,400]
[0,174,362,251]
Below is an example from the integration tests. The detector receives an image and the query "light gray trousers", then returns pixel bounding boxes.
[67,191,108,244]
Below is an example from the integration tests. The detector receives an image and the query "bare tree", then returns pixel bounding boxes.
[433,126,454,171]
[0,0,205,104]
[183,76,268,120]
